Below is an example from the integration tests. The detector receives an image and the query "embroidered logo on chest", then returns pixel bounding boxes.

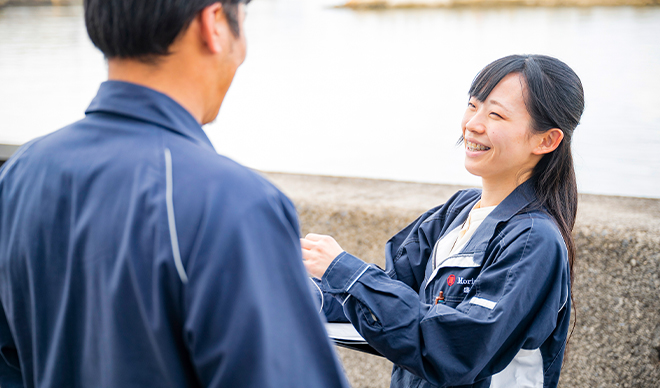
[447,274,456,286]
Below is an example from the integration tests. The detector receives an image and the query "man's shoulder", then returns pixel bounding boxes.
[165,140,295,228]
[3,115,292,220]
[0,121,86,182]
[171,142,283,202]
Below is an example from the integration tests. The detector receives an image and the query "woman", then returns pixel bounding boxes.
[301,54,584,388]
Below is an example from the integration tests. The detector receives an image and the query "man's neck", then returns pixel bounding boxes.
[107,58,209,124]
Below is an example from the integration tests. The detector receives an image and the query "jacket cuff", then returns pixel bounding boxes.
[322,252,370,294]
[308,277,324,314]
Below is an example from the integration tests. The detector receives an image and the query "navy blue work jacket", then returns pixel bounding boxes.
[0,81,349,388]
[319,182,571,388]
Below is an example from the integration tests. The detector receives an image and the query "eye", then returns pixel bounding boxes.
[489,112,504,119]
[467,102,476,109]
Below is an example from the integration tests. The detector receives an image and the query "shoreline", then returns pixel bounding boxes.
[1,0,658,8]
[0,0,79,7]
[339,0,660,8]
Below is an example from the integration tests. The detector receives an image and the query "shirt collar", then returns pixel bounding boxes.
[85,81,216,151]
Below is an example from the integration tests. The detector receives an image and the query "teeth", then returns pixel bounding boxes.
[466,140,490,152]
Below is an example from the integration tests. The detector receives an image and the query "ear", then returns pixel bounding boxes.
[533,128,564,155]
[198,3,227,54]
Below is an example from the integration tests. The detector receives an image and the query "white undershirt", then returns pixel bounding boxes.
[433,201,496,269]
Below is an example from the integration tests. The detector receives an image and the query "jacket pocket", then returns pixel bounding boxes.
[425,263,481,309]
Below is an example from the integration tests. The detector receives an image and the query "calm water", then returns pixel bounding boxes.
[1,1,659,198]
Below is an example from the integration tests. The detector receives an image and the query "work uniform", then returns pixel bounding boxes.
[318,182,571,388]
[0,81,349,388]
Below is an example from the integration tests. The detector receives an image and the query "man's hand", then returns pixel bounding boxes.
[301,233,344,279]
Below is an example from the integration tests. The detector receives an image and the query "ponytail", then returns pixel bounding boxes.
[530,140,578,282]
[522,55,584,282]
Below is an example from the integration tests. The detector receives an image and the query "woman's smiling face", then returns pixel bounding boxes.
[461,73,544,186]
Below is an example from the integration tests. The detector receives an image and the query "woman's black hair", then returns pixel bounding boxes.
[84,0,249,64]
[468,54,584,350]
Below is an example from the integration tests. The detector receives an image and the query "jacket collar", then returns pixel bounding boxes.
[488,178,538,223]
[461,179,539,253]
[85,81,216,152]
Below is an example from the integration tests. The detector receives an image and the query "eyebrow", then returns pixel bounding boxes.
[487,99,512,113]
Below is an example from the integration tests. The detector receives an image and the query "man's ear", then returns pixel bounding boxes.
[199,3,227,54]
[533,128,564,155]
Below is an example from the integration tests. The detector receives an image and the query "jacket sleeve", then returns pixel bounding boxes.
[182,190,349,388]
[321,216,569,387]
[311,277,350,322]
[382,205,444,293]
[316,191,474,323]
[0,301,24,388]
[314,203,447,323]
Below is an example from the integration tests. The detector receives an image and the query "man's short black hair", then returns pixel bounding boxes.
[84,0,247,63]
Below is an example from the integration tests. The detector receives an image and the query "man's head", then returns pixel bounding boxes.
[84,0,247,63]
[84,0,249,125]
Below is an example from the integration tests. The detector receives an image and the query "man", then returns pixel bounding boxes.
[0,1,349,387]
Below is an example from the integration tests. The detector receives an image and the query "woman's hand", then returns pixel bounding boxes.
[301,233,344,279]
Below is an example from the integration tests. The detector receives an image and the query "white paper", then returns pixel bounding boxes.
[325,323,367,344]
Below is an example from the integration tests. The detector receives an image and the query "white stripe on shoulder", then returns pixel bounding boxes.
[164,148,188,284]
[469,296,496,310]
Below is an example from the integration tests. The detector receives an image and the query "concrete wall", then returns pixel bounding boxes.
[264,172,660,388]
[0,145,19,169]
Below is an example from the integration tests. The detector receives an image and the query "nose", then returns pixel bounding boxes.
[464,112,486,134]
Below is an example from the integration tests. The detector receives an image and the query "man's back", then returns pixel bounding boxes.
[0,82,348,387]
